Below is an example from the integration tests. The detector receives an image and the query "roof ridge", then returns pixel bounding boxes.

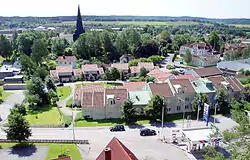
[229,77,241,91]
[114,138,134,160]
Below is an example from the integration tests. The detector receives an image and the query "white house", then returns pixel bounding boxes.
[191,56,219,67]
[56,56,76,69]
[180,42,213,57]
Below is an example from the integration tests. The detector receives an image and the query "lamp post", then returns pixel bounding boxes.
[214,95,218,124]
[197,95,201,121]
[72,108,75,140]
[178,97,185,128]
[161,101,165,139]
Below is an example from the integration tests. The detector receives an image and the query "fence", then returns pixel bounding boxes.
[0,139,89,144]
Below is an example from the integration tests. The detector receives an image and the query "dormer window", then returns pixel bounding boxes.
[107,95,115,106]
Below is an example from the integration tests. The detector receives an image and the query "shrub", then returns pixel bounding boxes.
[66,98,73,108]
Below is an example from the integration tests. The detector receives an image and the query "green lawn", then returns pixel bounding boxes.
[0,86,13,101]
[0,143,81,160]
[57,86,72,100]
[74,112,184,127]
[46,144,82,160]
[26,106,61,125]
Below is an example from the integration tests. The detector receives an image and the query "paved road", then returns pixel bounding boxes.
[0,115,237,160]
[0,90,25,124]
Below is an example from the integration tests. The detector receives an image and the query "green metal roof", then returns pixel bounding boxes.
[129,91,151,106]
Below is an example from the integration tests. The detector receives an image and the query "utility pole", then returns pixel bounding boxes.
[161,101,165,139]
[197,95,201,121]
[178,97,185,128]
[72,108,75,140]
[214,95,218,124]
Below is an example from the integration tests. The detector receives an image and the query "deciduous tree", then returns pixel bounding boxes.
[144,95,164,119]
[31,38,49,64]
[121,99,136,122]
[139,67,148,77]
[184,49,192,63]
[0,35,12,58]
[5,112,31,142]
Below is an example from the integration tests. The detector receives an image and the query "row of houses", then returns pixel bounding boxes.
[50,56,157,82]
[74,67,244,120]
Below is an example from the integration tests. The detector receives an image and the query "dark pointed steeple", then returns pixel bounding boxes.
[73,5,85,41]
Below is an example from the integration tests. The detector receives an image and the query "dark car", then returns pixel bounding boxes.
[110,125,125,132]
[140,128,157,136]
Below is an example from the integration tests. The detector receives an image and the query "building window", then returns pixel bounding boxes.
[177,106,181,111]
[167,108,171,112]
[65,62,67,64]
[110,101,113,105]
[185,97,189,101]
[185,105,189,109]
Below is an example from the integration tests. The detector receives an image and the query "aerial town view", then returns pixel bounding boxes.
[0,0,249,159]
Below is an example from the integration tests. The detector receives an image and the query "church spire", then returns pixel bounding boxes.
[73,5,85,42]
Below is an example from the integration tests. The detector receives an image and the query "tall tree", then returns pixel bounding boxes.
[144,95,164,119]
[25,77,48,106]
[115,33,129,56]
[110,67,120,81]
[192,93,208,117]
[0,35,12,58]
[72,34,89,59]
[184,49,192,63]
[16,32,39,55]
[45,76,56,92]
[51,38,69,56]
[5,112,31,142]
[73,5,85,42]
[31,38,49,64]
[121,99,136,122]
[208,31,221,51]
[20,53,36,76]
[242,48,249,59]
[10,103,26,116]
[218,89,229,114]
[139,67,148,77]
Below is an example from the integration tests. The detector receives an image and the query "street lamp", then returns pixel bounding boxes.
[214,95,218,124]
[161,101,165,139]
[197,95,201,121]
[178,97,185,128]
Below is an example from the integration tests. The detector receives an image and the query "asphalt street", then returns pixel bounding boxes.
[0,90,25,124]
[0,115,237,160]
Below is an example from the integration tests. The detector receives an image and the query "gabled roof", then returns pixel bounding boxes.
[194,67,222,78]
[173,74,198,81]
[147,69,173,82]
[114,82,146,91]
[96,137,138,160]
[57,56,76,63]
[207,76,226,90]
[192,57,219,64]
[73,69,82,76]
[170,79,196,94]
[56,66,73,73]
[138,62,155,70]
[82,64,104,74]
[82,84,105,93]
[105,89,127,105]
[149,83,174,97]
[130,66,140,74]
[74,88,82,101]
[226,77,244,92]
[111,63,129,70]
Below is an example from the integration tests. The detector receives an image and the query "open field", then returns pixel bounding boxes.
[26,106,61,125]
[57,86,72,100]
[231,24,250,28]
[61,21,200,26]
[0,143,81,160]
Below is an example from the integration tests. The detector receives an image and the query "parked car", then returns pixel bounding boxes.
[140,128,156,136]
[110,125,125,132]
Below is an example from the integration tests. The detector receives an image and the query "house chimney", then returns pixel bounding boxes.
[63,55,65,59]
[104,147,111,160]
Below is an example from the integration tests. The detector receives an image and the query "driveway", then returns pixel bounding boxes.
[0,90,25,124]
[0,146,48,160]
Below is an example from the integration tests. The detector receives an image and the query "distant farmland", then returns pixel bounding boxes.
[232,24,250,28]
[61,21,201,26]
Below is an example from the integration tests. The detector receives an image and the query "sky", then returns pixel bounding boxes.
[0,0,250,18]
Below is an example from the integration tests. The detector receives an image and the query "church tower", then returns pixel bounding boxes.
[73,5,85,41]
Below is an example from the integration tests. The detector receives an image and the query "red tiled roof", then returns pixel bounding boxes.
[208,76,226,90]
[115,82,146,91]
[149,83,174,97]
[96,137,138,160]
[51,156,71,160]
[82,64,99,72]
[50,70,58,78]
[174,74,197,81]
[192,57,219,63]
[105,89,128,105]
[73,69,82,76]
[147,69,173,82]
[138,62,155,70]
[226,77,244,92]
[57,56,76,63]
[130,66,140,74]
[170,79,195,94]
[231,77,244,90]
[194,67,222,78]
[82,84,105,93]
[74,88,82,101]
[56,66,73,73]
[82,92,94,106]
[111,63,129,71]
